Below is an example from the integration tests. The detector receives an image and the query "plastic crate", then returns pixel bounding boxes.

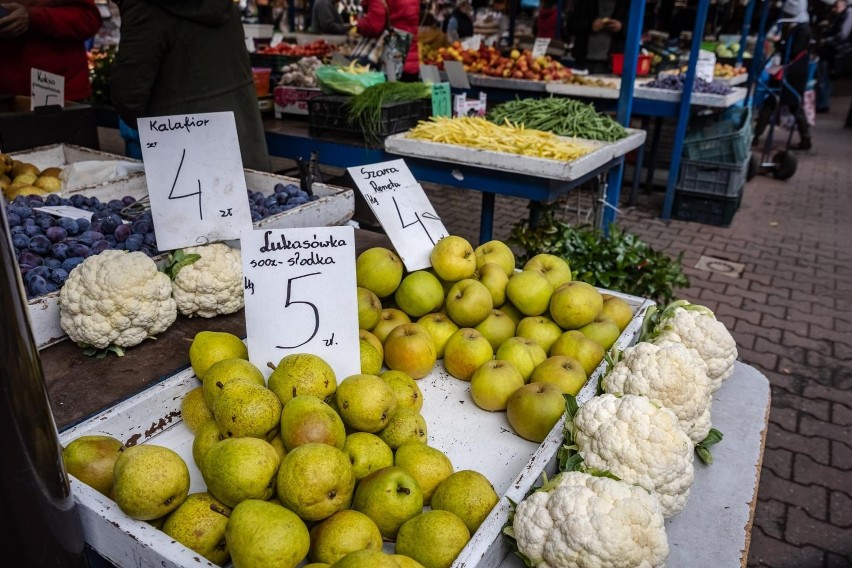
[677,153,750,197]
[672,187,744,227]
[683,106,752,163]
[308,94,432,141]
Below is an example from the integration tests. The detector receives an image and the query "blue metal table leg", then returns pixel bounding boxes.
[479,192,495,245]
[644,116,663,191]
[628,115,650,205]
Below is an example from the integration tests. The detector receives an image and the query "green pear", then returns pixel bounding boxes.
[335,374,397,433]
[280,395,346,451]
[226,499,310,568]
[267,353,337,406]
[189,330,248,380]
[352,466,423,539]
[192,420,226,472]
[343,432,394,481]
[213,380,282,439]
[62,434,124,497]
[395,510,471,568]
[113,444,190,521]
[376,408,428,450]
[162,492,231,565]
[180,386,213,435]
[380,370,423,411]
[202,437,280,508]
[276,443,355,522]
[202,357,265,409]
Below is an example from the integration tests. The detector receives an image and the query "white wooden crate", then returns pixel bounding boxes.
[58,289,653,568]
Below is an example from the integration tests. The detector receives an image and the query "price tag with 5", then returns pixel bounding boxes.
[241,226,361,380]
[137,111,253,251]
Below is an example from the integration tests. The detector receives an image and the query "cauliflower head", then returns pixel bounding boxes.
[602,341,713,444]
[59,250,177,349]
[512,471,669,568]
[170,243,244,318]
[572,394,694,518]
[653,301,737,390]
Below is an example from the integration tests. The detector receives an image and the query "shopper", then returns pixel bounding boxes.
[815,0,852,112]
[110,0,271,172]
[442,0,474,40]
[0,0,103,102]
[356,0,421,81]
[310,0,351,34]
[564,0,628,74]
[534,0,558,40]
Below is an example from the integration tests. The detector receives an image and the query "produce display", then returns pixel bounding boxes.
[487,97,629,142]
[255,38,333,58]
[673,63,747,79]
[277,56,323,87]
[563,75,619,88]
[1,154,63,201]
[642,74,734,95]
[424,43,572,82]
[406,117,594,161]
[347,82,432,142]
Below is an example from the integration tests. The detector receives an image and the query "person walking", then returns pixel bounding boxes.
[816,0,852,112]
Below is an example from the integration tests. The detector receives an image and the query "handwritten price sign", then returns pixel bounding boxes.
[348,160,448,271]
[138,111,252,251]
[241,226,360,380]
[30,68,64,109]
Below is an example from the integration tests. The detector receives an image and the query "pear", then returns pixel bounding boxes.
[162,492,231,565]
[226,499,310,568]
[113,444,190,521]
[189,330,248,380]
[276,443,355,522]
[268,353,337,406]
[202,358,265,409]
[279,394,346,451]
[181,386,213,434]
[213,380,282,439]
[62,434,124,496]
[202,437,280,508]
[376,408,428,450]
[192,420,226,472]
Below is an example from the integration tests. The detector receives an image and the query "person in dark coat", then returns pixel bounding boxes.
[564,0,627,73]
[816,0,852,112]
[110,0,271,172]
[310,0,351,34]
[442,0,473,40]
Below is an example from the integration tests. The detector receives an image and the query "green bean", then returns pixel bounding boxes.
[486,96,627,142]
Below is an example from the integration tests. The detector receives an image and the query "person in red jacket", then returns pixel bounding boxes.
[0,0,102,101]
[356,0,420,81]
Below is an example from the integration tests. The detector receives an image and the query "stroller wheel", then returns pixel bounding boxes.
[772,151,797,180]
[747,154,760,181]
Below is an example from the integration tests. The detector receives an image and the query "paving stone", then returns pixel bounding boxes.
[786,506,852,553]
[771,390,832,422]
[747,528,826,568]
[799,415,852,445]
[829,491,852,527]
[833,403,852,427]
[826,552,852,567]
[766,426,831,466]
[762,447,795,480]
[794,453,852,496]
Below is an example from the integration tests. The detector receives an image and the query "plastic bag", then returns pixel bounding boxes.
[315,65,386,96]
[59,160,146,191]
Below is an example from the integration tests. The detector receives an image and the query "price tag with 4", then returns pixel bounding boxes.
[137,111,253,251]
[241,226,361,380]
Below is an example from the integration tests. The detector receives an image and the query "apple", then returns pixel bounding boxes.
[495,336,547,382]
[474,240,516,277]
[445,279,493,327]
[383,323,437,379]
[599,294,634,331]
[477,262,509,307]
[506,382,567,443]
[515,316,563,354]
[549,330,605,376]
[529,356,587,395]
[356,247,403,298]
[474,309,517,350]
[442,328,494,381]
[417,312,459,358]
[523,254,572,289]
[357,287,383,331]
[352,466,424,539]
[548,281,603,330]
[430,235,476,282]
[359,328,384,361]
[498,301,525,326]
[371,308,411,343]
[470,360,525,411]
[577,316,622,350]
[394,270,444,318]
[506,270,553,316]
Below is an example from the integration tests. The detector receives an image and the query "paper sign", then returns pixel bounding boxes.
[431,82,451,117]
[33,206,95,221]
[461,34,482,50]
[532,38,551,58]
[30,69,64,110]
[241,226,360,380]
[245,36,256,53]
[419,64,441,85]
[443,60,471,90]
[347,160,447,271]
[270,32,284,47]
[137,111,253,251]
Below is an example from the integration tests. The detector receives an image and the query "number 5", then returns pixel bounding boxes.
[276,272,320,349]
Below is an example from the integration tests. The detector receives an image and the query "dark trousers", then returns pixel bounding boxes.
[755,95,811,141]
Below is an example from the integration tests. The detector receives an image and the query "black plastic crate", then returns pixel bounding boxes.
[308,95,432,142]
[672,187,744,227]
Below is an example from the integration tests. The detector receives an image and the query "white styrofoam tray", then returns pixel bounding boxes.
[58,289,653,568]
[545,78,622,99]
[468,74,549,92]
[633,85,748,108]
[26,170,354,349]
[384,128,646,181]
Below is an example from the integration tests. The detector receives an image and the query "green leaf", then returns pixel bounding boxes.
[81,344,126,358]
[163,249,202,280]
[584,467,621,481]
[696,428,724,465]
[560,452,585,472]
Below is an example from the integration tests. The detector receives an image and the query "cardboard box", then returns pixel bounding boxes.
[0,95,99,152]
[453,91,488,118]
[274,86,323,117]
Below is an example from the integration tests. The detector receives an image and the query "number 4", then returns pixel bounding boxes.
[168,148,203,220]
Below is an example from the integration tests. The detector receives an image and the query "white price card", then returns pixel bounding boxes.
[270,32,284,47]
[30,68,64,109]
[443,60,471,90]
[33,205,125,223]
[241,226,361,380]
[347,160,448,271]
[137,111,252,251]
[532,37,551,58]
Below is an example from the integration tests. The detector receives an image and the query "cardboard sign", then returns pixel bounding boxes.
[137,111,252,251]
[347,160,447,271]
[443,60,471,90]
[419,64,441,85]
[461,35,482,50]
[241,226,360,380]
[245,36,256,53]
[431,82,452,117]
[270,32,284,47]
[30,69,64,110]
[532,38,551,58]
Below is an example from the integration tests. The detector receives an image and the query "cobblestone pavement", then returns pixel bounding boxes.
[424,97,852,567]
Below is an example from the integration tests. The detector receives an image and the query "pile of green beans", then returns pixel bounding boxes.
[487,97,628,142]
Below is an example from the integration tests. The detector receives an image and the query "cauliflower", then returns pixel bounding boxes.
[569,394,694,518]
[59,250,177,352]
[650,300,737,391]
[602,341,713,444]
[168,243,244,318]
[509,471,669,568]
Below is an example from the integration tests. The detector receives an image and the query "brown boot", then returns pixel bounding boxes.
[792,137,812,151]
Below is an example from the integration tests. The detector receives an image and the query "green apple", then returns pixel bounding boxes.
[506,382,566,443]
[442,328,494,381]
[371,308,411,343]
[357,287,383,331]
[549,330,605,376]
[470,359,525,411]
[548,281,603,330]
[506,270,553,316]
[498,301,525,326]
[495,336,547,382]
[417,312,459,358]
[394,271,444,318]
[523,254,572,289]
[600,294,634,331]
[352,466,424,539]
[577,316,622,350]
[445,278,493,327]
[383,323,437,379]
[356,247,403,298]
[477,262,509,307]
[515,316,563,354]
[430,235,476,282]
[359,329,384,361]
[474,309,517,350]
[529,355,587,395]
[474,240,516,277]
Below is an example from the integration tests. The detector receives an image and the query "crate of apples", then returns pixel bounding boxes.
[426,43,572,82]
